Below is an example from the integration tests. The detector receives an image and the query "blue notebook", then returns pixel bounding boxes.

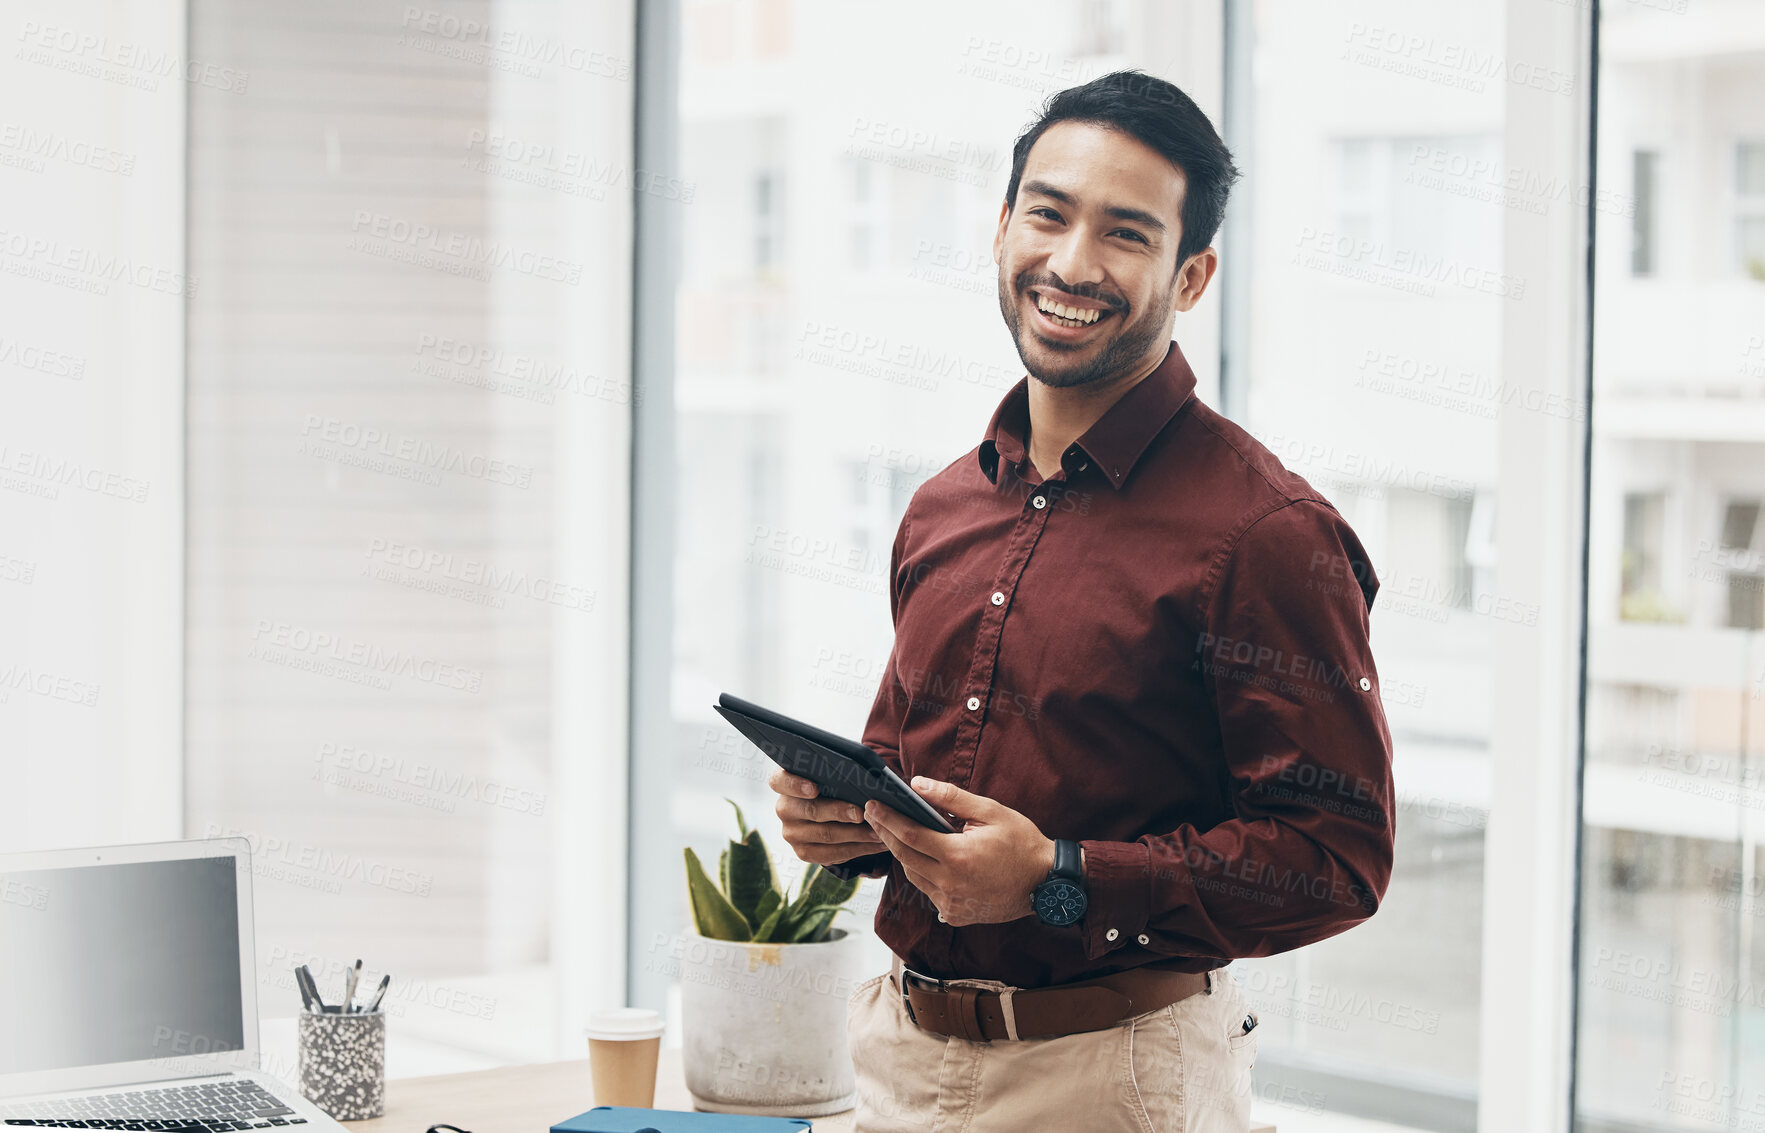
[551,1107,814,1132]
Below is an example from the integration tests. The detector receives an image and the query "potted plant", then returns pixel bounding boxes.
[679,799,865,1116]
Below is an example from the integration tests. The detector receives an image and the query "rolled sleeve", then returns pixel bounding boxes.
[1076,838,1154,959]
[1082,499,1396,960]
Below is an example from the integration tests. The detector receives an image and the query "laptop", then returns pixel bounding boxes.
[0,838,348,1133]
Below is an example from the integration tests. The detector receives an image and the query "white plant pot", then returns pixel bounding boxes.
[680,927,864,1117]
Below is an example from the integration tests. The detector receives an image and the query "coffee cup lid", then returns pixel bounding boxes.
[584,1007,664,1041]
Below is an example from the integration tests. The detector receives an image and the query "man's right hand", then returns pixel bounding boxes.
[769,767,890,878]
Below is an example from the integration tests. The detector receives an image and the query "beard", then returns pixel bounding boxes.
[996,266,1176,390]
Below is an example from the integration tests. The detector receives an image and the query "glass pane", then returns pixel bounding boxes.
[1574,2,1765,1129]
[642,0,1510,1126]
[1227,0,1511,1111]
[185,1,614,1076]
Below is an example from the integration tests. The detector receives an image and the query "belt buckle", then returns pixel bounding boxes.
[899,965,944,1027]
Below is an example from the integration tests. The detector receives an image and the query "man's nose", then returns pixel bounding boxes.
[1043,230,1105,296]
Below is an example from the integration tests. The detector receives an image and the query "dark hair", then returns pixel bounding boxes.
[1004,70,1241,270]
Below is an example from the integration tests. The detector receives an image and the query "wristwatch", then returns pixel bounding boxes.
[1032,838,1088,926]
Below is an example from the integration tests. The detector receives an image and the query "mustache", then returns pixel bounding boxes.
[1019,275,1126,315]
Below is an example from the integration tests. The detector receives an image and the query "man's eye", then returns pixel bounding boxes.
[1114,230,1147,244]
[1029,207,1061,221]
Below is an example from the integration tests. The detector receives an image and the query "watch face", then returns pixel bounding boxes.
[1034,879,1087,926]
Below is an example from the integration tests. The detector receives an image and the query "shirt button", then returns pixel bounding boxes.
[1359,677,1372,691]
[1137,933,1150,945]
[1031,495,1047,509]
[1105,928,1119,942]
[990,591,1004,606]
[966,696,981,711]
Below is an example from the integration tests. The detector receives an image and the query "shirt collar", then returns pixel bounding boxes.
[977,339,1199,490]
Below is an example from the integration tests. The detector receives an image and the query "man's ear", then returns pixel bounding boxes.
[1172,247,1219,314]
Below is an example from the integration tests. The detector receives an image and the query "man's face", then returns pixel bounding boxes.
[993,119,1213,389]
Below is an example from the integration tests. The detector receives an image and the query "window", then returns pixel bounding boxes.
[1577,8,1765,1130]
[848,159,888,275]
[1632,149,1658,276]
[1385,489,1477,614]
[1229,6,1516,1118]
[638,0,1602,1122]
[1333,134,1503,270]
[1585,683,1680,769]
[845,453,918,563]
[1718,500,1764,630]
[1620,491,1667,618]
[1719,499,1760,550]
[1737,141,1765,280]
[755,171,781,271]
[681,115,788,376]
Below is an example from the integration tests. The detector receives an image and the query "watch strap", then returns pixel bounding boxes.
[1048,838,1082,884]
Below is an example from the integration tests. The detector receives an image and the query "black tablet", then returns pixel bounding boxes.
[714,692,958,839]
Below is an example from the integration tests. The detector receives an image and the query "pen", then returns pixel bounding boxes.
[296,964,327,1013]
[294,964,314,1012]
[343,959,361,1014]
[363,973,391,1014]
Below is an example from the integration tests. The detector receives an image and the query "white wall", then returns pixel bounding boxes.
[0,0,187,850]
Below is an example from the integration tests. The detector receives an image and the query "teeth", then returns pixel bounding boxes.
[1034,293,1102,325]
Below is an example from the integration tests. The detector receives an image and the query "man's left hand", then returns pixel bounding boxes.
[864,776,1054,926]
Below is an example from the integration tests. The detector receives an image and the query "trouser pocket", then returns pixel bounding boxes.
[849,971,887,1007]
[1228,1007,1258,1054]
[1222,974,1259,1065]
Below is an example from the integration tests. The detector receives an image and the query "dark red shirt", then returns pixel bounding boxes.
[845,338,1396,987]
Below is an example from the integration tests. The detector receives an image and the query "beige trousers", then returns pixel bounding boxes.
[845,955,1259,1133]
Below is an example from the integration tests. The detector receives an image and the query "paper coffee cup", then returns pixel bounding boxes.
[585,1007,664,1109]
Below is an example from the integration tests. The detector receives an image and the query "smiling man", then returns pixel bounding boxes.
[770,70,1396,1133]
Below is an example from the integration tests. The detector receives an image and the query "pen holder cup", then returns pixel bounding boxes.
[296,1010,386,1121]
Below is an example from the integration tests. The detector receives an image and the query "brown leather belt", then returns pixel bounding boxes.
[888,954,1211,1042]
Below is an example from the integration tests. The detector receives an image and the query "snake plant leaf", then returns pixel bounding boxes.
[786,863,860,922]
[753,887,781,925]
[775,864,849,939]
[725,827,778,926]
[751,890,787,942]
[816,866,861,908]
[683,803,859,944]
[785,902,848,943]
[685,847,751,941]
[781,863,821,920]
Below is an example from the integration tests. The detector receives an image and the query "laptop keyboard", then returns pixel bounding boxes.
[0,1079,308,1129]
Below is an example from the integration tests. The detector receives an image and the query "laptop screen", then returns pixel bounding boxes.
[0,856,246,1075]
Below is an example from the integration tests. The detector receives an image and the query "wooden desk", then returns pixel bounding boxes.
[351,1049,1273,1131]
[350,1051,848,1133]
